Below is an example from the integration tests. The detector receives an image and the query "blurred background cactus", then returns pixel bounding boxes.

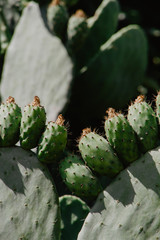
[1,0,160,239]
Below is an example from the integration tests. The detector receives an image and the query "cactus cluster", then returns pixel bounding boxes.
[1,0,160,239]
[1,92,160,238]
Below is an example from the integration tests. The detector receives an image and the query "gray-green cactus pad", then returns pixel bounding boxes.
[1,2,73,121]
[78,146,160,240]
[0,147,60,240]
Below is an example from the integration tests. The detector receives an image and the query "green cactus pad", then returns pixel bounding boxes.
[128,95,158,153]
[78,146,160,240]
[0,96,22,147]
[37,114,67,163]
[0,147,60,239]
[60,195,90,240]
[1,2,73,121]
[59,154,102,199]
[67,24,148,124]
[155,91,160,124]
[105,108,140,164]
[47,0,69,39]
[20,96,46,150]
[78,128,123,176]
[67,10,88,55]
[76,0,119,68]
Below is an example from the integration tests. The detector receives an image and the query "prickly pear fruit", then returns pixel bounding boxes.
[128,95,158,153]
[47,0,69,39]
[155,91,160,124]
[20,96,46,150]
[37,114,67,163]
[105,108,140,164]
[67,10,88,54]
[59,154,102,199]
[0,96,21,147]
[78,128,123,176]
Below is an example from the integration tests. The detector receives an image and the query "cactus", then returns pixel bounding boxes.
[67,9,88,55]
[75,0,120,69]
[47,0,69,39]
[128,95,158,153]
[66,24,148,127]
[20,96,46,150]
[78,128,123,176]
[59,153,103,199]
[155,91,160,124]
[0,147,60,239]
[60,195,90,240]
[104,108,140,164]
[78,146,160,240]
[0,96,21,147]
[37,114,67,163]
[1,2,73,121]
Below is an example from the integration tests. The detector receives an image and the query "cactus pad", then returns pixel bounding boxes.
[0,147,60,239]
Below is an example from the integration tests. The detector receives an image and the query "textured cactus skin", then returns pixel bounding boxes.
[59,154,103,199]
[20,97,46,150]
[128,96,158,153]
[67,11,88,55]
[0,97,22,147]
[1,2,73,122]
[60,195,90,240]
[0,147,60,239]
[76,0,119,69]
[78,146,160,240]
[79,131,123,176]
[105,111,140,164]
[37,119,67,163]
[47,0,69,39]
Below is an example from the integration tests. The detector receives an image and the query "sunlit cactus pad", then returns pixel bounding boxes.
[0,147,60,240]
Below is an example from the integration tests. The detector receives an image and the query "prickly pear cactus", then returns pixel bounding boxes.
[0,147,60,239]
[0,96,21,147]
[155,91,160,124]
[20,96,46,150]
[67,10,88,55]
[47,0,69,39]
[1,1,73,121]
[37,114,67,163]
[78,128,123,176]
[60,195,90,240]
[105,108,140,164]
[75,0,120,68]
[78,146,160,240]
[59,153,102,199]
[67,24,148,125]
[128,95,158,153]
